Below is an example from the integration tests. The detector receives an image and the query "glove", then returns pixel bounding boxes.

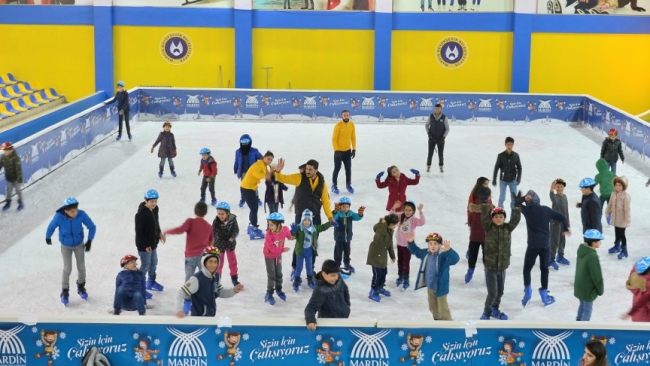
[512,191,525,208]
[150,147,154,153]
[331,221,339,228]
[46,238,52,245]
[477,186,491,204]
[290,223,297,232]
[376,171,384,180]
[334,202,341,214]
[351,150,356,159]
[410,169,420,175]
[174,150,177,157]
[358,206,366,216]
[85,240,92,252]
[492,181,497,187]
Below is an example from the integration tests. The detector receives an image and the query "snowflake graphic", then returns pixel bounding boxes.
[498,336,504,343]
[609,337,616,345]
[425,336,432,344]
[60,332,66,340]
[517,357,521,362]
[316,335,322,341]
[499,354,508,365]
[401,343,408,351]
[133,333,140,340]
[398,330,405,337]
[36,340,43,347]
[335,356,340,361]
[135,351,144,362]
[317,353,326,364]
[153,354,158,359]
[31,327,38,333]
[519,341,525,348]
[52,347,60,360]
[582,332,589,339]
[243,333,250,341]
[215,328,222,335]
[337,340,343,347]
[154,339,160,346]
[219,341,226,348]
[416,350,425,364]
[234,348,243,361]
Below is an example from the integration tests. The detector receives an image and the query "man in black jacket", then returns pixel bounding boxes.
[600,128,625,173]
[104,80,131,141]
[425,104,449,173]
[305,260,350,330]
[493,137,522,210]
[135,189,166,298]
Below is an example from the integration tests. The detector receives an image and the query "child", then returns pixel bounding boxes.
[474,185,521,319]
[549,178,570,269]
[45,197,96,306]
[574,229,605,321]
[577,177,602,234]
[304,259,351,330]
[600,128,624,173]
[176,246,244,318]
[234,134,263,208]
[135,189,166,299]
[366,214,398,302]
[212,202,240,286]
[198,147,217,206]
[392,200,425,289]
[406,232,459,320]
[291,209,333,292]
[151,121,177,178]
[263,212,293,305]
[332,197,364,276]
[579,339,608,366]
[265,166,288,214]
[605,176,631,258]
[594,158,616,212]
[465,177,491,284]
[624,256,650,322]
[0,142,24,211]
[104,80,131,141]
[375,166,420,212]
[112,254,148,315]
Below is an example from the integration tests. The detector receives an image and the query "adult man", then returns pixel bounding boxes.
[492,137,522,210]
[331,110,356,194]
[425,104,449,173]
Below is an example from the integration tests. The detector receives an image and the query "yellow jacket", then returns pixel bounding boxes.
[241,159,268,190]
[332,120,356,151]
[274,172,333,219]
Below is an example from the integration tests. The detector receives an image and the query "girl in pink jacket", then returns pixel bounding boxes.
[392,201,426,289]
[605,176,631,259]
[263,212,293,306]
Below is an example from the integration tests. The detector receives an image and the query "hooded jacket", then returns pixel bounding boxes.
[605,176,631,228]
[199,156,217,177]
[475,203,521,271]
[304,270,351,324]
[600,136,624,163]
[594,158,616,197]
[408,241,459,297]
[212,213,239,251]
[177,256,235,317]
[152,130,176,159]
[234,134,263,179]
[375,173,420,211]
[134,202,161,252]
[521,190,569,248]
[46,206,96,247]
[0,150,23,183]
[626,268,650,322]
[292,210,332,257]
[574,243,604,302]
[366,221,396,268]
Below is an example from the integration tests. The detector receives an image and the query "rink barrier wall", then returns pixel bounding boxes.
[1,315,649,365]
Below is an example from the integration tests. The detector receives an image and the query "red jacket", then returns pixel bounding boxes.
[627,269,650,322]
[200,156,217,177]
[165,218,214,258]
[467,193,491,243]
[376,173,420,212]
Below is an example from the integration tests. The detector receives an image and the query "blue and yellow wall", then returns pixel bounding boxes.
[1,7,649,114]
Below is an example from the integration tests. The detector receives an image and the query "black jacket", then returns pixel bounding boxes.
[135,202,161,251]
[106,90,130,111]
[304,271,351,324]
[493,150,522,184]
[295,171,325,216]
[580,192,602,233]
[600,138,624,163]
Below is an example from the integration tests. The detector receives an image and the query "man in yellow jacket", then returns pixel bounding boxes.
[241,151,275,239]
[331,110,356,194]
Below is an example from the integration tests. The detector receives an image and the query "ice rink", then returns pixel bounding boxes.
[1,119,648,323]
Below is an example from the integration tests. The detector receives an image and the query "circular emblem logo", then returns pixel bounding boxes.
[160,32,193,65]
[436,36,468,69]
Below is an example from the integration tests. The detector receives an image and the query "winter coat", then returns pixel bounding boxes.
[152,131,176,158]
[594,158,616,197]
[600,137,624,163]
[233,134,262,179]
[199,156,217,177]
[332,210,363,243]
[212,213,239,252]
[521,191,569,248]
[263,226,292,260]
[605,176,631,228]
[165,218,214,258]
[292,221,332,257]
[580,192,602,233]
[115,269,146,300]
[366,221,396,268]
[467,193,492,243]
[492,150,522,184]
[134,202,161,252]
[375,173,420,211]
[408,242,459,297]
[264,176,288,211]
[177,258,235,317]
[474,203,521,271]
[395,212,426,247]
[304,271,351,324]
[105,90,130,111]
[46,207,96,247]
[0,150,23,183]
[626,269,650,322]
[574,243,604,302]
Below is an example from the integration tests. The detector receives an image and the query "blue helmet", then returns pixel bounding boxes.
[144,189,159,200]
[62,197,79,207]
[199,148,211,155]
[267,212,284,222]
[216,202,230,211]
[583,229,604,240]
[240,137,251,144]
[635,256,650,274]
[339,197,351,205]
[579,177,596,188]
[117,81,125,87]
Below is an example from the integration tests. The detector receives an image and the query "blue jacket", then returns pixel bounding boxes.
[521,191,568,248]
[115,269,146,301]
[408,241,459,297]
[332,210,363,242]
[46,207,96,247]
[233,134,263,179]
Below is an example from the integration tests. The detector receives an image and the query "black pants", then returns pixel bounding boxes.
[332,150,352,187]
[523,246,550,290]
[467,241,483,269]
[118,110,131,137]
[334,241,351,267]
[371,266,388,290]
[484,269,505,315]
[615,227,627,248]
[427,137,445,167]
[241,187,259,227]
[200,176,215,200]
[292,212,320,269]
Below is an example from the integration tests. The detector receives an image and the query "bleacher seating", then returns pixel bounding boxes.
[0,73,65,124]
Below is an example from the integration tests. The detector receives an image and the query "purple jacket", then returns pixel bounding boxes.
[152,131,177,158]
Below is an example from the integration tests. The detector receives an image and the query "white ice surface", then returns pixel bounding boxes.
[0,120,647,323]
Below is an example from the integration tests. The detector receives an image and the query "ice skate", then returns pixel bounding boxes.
[346,185,355,194]
[147,275,164,291]
[539,288,555,306]
[171,171,177,178]
[275,287,287,301]
[608,243,621,254]
[556,253,570,265]
[2,201,10,211]
[491,307,508,320]
[264,291,276,306]
[521,285,532,307]
[378,287,391,297]
[368,289,380,302]
[465,268,474,283]
[77,281,88,300]
[61,288,69,306]
[115,135,121,141]
[402,277,410,290]
[307,276,316,289]
[395,275,403,286]
[618,248,628,259]
[439,165,444,173]
[211,198,217,206]
[331,185,340,195]
[17,201,24,211]
[238,200,245,208]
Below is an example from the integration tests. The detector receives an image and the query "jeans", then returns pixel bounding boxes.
[498,180,518,210]
[113,286,145,314]
[138,249,158,279]
[5,181,23,203]
[184,256,201,281]
[549,221,566,259]
[332,150,352,187]
[484,269,506,315]
[295,247,314,279]
[118,110,131,137]
[427,137,445,167]
[607,161,617,173]
[467,241,484,269]
[217,249,238,277]
[200,176,216,200]
[241,187,259,227]
[371,266,388,290]
[523,246,550,289]
[420,0,432,6]
[397,245,412,277]
[159,157,175,173]
[61,243,86,288]
[334,241,351,268]
[267,202,279,214]
[576,300,593,321]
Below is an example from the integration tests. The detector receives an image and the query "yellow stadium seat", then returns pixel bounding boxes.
[34,93,50,104]
[22,96,39,108]
[0,103,16,117]
[6,86,22,98]
[45,89,61,100]
[10,100,28,112]
[16,83,29,94]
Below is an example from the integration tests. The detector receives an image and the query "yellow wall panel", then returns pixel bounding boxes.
[391,31,512,92]
[113,26,235,91]
[0,25,94,102]
[530,33,650,115]
[252,29,374,90]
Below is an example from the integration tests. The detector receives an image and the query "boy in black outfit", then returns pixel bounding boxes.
[104,80,131,141]
[305,260,351,330]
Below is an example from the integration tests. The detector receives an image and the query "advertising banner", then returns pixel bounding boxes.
[112,0,232,7]
[253,0,374,11]
[393,0,512,12]
[0,0,92,4]
[0,320,648,366]
[539,0,649,15]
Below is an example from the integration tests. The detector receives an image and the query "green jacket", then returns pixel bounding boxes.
[292,222,332,257]
[0,151,23,184]
[366,221,396,268]
[574,243,604,302]
[477,203,521,271]
[594,158,616,197]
